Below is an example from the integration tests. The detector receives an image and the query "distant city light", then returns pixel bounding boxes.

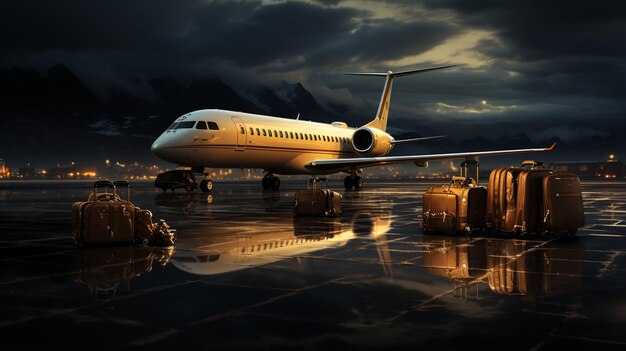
[610,154,615,159]
[481,100,487,105]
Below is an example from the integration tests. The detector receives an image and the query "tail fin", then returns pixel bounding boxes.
[347,65,455,131]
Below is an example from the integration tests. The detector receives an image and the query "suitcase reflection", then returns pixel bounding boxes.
[423,235,585,296]
[73,246,174,300]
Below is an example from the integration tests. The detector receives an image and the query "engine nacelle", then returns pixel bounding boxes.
[351,127,394,156]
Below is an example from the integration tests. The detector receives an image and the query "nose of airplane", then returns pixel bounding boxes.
[151,135,169,161]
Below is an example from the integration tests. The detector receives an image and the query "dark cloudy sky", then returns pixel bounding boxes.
[2,0,625,141]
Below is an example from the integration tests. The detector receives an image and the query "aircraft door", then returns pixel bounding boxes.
[231,117,247,151]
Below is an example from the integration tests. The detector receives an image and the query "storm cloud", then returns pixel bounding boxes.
[1,0,625,148]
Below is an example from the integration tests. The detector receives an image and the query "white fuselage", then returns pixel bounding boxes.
[151,109,389,175]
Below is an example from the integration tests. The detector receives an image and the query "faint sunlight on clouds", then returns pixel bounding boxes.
[387,30,498,68]
[433,100,519,114]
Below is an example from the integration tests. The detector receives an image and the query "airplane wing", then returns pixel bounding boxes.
[305,143,556,173]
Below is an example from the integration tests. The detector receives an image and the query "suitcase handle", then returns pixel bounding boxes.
[113,180,131,202]
[92,180,116,202]
[93,180,115,194]
[521,160,544,169]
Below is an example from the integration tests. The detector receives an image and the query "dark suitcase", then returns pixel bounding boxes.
[73,181,135,245]
[294,189,342,217]
[514,169,553,233]
[542,173,584,233]
[423,177,487,233]
[294,179,342,217]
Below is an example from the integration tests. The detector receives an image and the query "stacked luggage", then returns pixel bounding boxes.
[487,161,584,235]
[294,178,342,217]
[72,180,176,246]
[422,160,585,235]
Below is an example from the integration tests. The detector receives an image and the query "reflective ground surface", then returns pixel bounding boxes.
[1,179,625,350]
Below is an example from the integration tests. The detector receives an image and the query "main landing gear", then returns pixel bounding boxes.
[262,173,281,190]
[344,167,363,190]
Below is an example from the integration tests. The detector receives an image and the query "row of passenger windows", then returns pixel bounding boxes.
[167,121,219,130]
[167,120,349,144]
[245,126,350,144]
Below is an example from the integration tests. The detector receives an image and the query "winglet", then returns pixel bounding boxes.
[545,142,557,151]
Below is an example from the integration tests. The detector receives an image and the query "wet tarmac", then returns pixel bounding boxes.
[1,179,625,350]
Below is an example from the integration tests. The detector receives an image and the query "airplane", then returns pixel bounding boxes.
[151,65,555,192]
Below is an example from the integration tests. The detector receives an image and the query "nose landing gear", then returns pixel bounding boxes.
[198,167,213,192]
[200,179,213,192]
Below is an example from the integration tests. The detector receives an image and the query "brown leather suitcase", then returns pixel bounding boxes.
[514,169,553,234]
[487,161,544,232]
[294,188,342,217]
[423,177,486,233]
[542,173,584,233]
[423,190,457,231]
[500,168,524,232]
[486,168,507,231]
[72,181,118,243]
[73,181,135,245]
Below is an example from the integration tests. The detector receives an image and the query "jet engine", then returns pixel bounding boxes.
[351,127,394,156]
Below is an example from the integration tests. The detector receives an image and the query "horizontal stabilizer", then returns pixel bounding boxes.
[345,65,456,77]
[391,135,446,144]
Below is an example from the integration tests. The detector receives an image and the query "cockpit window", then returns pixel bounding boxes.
[167,122,179,130]
[207,122,219,130]
[175,121,196,129]
[196,121,208,130]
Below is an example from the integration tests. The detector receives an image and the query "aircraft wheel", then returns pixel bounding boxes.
[261,176,271,190]
[344,176,353,189]
[200,179,213,192]
[354,176,364,190]
[271,177,281,190]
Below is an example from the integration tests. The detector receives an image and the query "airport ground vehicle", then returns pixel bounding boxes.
[155,170,198,192]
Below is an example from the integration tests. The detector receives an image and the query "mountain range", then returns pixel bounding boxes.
[0,64,622,169]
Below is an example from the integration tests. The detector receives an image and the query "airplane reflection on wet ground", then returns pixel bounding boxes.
[1,180,625,349]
